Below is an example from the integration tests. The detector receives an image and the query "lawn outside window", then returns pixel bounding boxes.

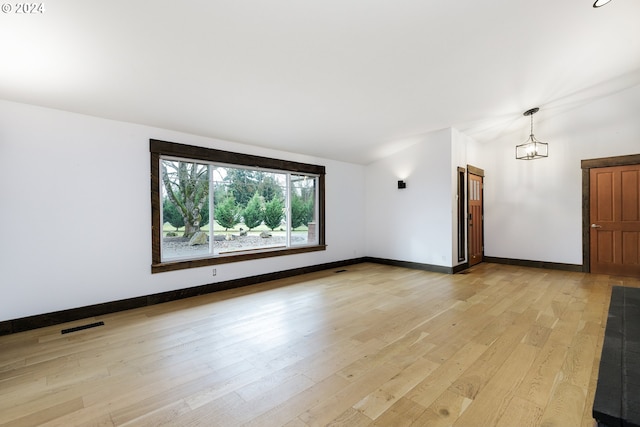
[150,139,326,273]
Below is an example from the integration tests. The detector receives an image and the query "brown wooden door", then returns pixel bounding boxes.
[468,172,483,266]
[590,164,640,276]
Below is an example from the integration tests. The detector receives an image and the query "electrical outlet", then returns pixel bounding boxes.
[212,268,217,276]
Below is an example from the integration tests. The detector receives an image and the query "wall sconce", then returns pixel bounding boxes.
[398,180,407,189]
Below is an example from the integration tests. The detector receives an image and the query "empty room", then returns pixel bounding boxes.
[1,1,640,426]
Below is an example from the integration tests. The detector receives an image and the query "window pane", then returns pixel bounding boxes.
[212,166,288,254]
[161,160,211,260]
[290,174,318,246]
[151,140,326,273]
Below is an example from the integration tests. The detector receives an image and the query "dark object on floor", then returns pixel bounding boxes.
[593,286,640,427]
[61,321,105,335]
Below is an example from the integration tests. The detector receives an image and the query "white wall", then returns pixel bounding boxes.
[365,128,455,267]
[476,84,640,265]
[3,83,637,322]
[0,100,366,321]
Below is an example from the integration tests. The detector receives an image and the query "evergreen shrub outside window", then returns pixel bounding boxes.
[150,140,325,273]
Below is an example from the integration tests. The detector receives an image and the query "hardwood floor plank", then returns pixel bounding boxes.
[406,340,489,408]
[371,397,426,427]
[0,263,620,426]
[453,343,539,426]
[514,338,570,407]
[325,408,372,427]
[38,408,116,427]
[168,392,246,427]
[539,381,587,427]
[118,399,192,426]
[231,374,316,424]
[0,397,84,427]
[298,364,397,427]
[352,355,439,420]
[447,309,537,401]
[411,389,473,427]
[337,326,437,382]
[495,395,544,427]
[179,362,267,412]
[241,374,350,427]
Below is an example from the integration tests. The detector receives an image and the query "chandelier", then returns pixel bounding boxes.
[516,107,548,160]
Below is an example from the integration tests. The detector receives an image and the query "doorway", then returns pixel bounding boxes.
[582,154,640,276]
[468,166,484,267]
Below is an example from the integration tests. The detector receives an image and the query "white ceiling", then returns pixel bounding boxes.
[1,0,639,164]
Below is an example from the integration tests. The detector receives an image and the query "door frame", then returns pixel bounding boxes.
[467,165,485,267]
[581,153,640,273]
[457,167,466,263]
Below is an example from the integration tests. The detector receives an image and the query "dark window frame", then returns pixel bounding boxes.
[150,139,326,273]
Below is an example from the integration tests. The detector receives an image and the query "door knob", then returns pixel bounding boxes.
[591,224,602,228]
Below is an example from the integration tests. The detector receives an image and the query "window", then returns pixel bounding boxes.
[151,139,325,273]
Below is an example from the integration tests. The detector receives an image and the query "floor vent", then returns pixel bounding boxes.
[61,321,105,335]
[335,269,348,273]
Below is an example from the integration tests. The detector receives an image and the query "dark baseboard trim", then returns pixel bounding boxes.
[0,257,366,336]
[363,257,463,275]
[484,256,583,272]
[0,255,582,336]
[453,262,470,274]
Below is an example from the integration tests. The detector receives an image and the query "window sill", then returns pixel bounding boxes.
[151,244,327,273]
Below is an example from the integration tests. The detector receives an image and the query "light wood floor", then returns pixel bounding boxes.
[1,263,639,427]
